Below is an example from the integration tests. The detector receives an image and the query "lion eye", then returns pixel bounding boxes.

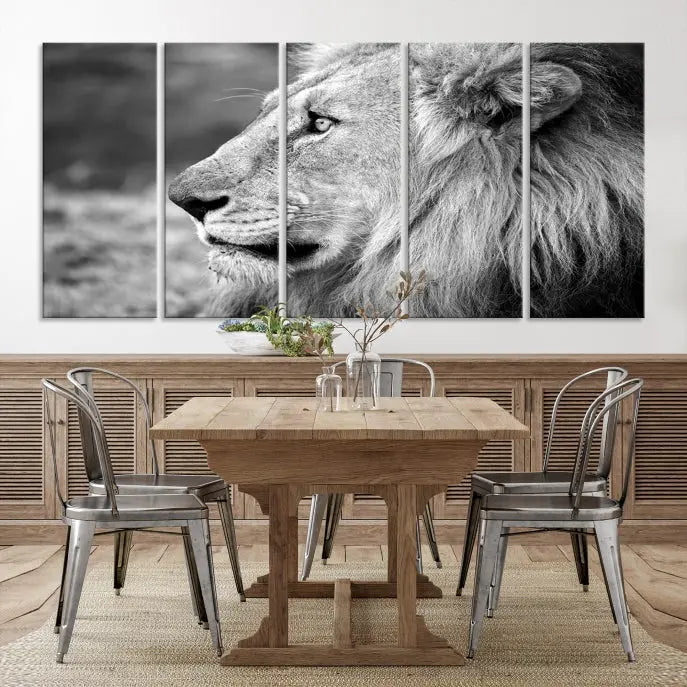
[314,117,332,133]
[307,111,338,135]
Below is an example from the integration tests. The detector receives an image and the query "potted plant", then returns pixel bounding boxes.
[217,306,337,356]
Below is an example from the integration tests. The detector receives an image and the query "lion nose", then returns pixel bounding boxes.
[168,186,229,222]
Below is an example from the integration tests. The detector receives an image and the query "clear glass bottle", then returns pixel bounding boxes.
[345,346,381,410]
[316,365,342,412]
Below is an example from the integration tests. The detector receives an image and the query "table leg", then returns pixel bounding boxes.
[385,485,398,582]
[268,484,289,647]
[397,484,417,647]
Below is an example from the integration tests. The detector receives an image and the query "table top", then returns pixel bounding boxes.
[149,396,529,442]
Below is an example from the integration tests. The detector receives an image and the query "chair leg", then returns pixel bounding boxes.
[594,519,635,662]
[56,520,95,663]
[570,529,590,591]
[457,490,482,596]
[422,502,442,568]
[301,494,327,581]
[416,519,423,574]
[187,518,223,657]
[182,525,207,627]
[54,525,72,633]
[321,493,343,564]
[596,536,618,625]
[217,489,245,601]
[487,526,509,617]
[113,529,133,596]
[467,518,503,660]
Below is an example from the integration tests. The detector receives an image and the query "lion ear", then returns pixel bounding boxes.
[529,63,582,130]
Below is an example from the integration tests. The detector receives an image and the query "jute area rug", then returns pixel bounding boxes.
[1,553,686,686]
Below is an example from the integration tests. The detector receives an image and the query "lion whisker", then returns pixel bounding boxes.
[214,94,266,102]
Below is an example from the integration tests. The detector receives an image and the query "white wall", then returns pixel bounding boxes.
[1,0,686,354]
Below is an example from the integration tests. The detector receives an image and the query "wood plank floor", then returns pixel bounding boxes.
[0,543,685,654]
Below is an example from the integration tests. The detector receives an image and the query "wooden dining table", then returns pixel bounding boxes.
[149,395,529,666]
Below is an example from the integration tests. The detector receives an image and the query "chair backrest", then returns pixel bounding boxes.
[333,357,436,397]
[41,378,120,517]
[64,370,103,484]
[67,367,160,477]
[569,377,643,510]
[543,367,628,478]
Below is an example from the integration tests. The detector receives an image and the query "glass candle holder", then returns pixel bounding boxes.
[316,365,342,412]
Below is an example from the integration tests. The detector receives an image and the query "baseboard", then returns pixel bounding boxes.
[1,518,685,545]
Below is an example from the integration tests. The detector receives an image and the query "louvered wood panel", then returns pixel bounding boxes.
[162,388,234,475]
[67,388,137,497]
[0,388,44,502]
[542,388,604,476]
[633,389,687,502]
[444,388,515,502]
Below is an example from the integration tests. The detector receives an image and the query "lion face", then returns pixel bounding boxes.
[168,93,281,285]
[168,46,400,300]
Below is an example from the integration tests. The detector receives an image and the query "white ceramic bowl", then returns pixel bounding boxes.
[216,331,284,356]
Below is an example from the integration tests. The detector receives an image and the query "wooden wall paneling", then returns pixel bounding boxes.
[622,378,687,519]
[151,377,245,518]
[1,355,687,539]
[530,377,625,500]
[0,377,54,519]
[431,378,526,518]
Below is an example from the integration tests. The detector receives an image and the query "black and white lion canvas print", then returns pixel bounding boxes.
[409,43,523,318]
[43,44,157,317]
[166,43,278,317]
[529,43,644,318]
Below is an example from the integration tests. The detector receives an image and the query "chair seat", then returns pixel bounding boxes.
[472,470,606,495]
[89,474,225,498]
[482,494,622,522]
[65,494,208,522]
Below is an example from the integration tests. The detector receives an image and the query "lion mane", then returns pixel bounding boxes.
[408,42,643,318]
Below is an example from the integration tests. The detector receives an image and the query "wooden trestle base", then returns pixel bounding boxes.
[219,482,468,666]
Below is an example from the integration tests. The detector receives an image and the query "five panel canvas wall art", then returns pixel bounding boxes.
[42,42,644,319]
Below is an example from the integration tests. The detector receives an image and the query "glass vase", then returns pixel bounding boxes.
[316,365,342,412]
[346,347,381,410]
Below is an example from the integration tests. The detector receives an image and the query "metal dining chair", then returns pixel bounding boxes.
[42,379,223,663]
[456,367,628,599]
[65,367,245,615]
[467,377,643,663]
[301,358,441,581]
